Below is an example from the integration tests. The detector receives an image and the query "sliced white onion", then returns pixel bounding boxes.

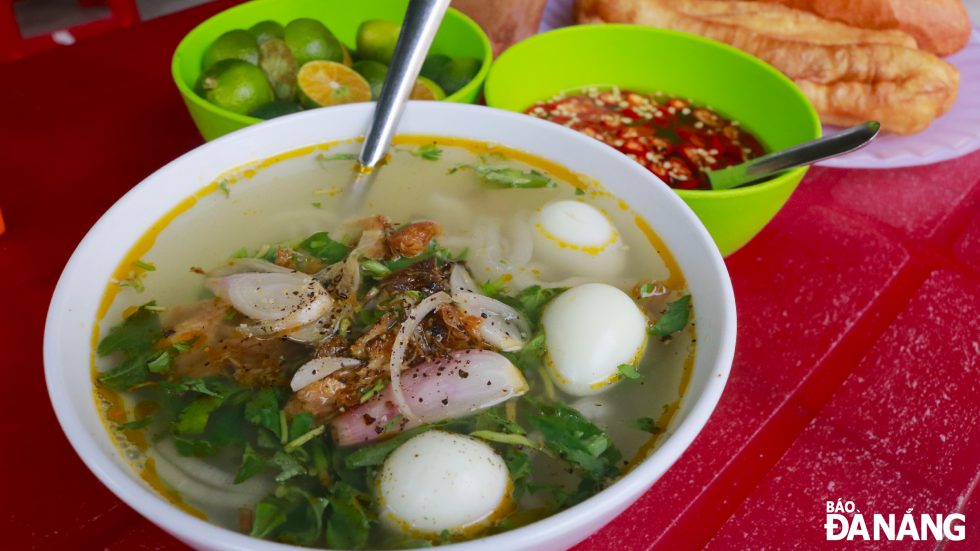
[449,264,480,295]
[452,292,531,352]
[206,273,333,335]
[291,357,363,392]
[332,350,529,445]
[205,258,296,278]
[388,291,451,420]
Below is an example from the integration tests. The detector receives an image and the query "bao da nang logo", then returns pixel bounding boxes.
[825,500,965,541]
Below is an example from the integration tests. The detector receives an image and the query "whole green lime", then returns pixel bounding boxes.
[352,60,388,100]
[356,19,400,65]
[203,29,259,70]
[249,20,284,45]
[194,59,274,115]
[285,18,343,67]
[420,54,451,81]
[437,57,481,96]
[249,101,302,120]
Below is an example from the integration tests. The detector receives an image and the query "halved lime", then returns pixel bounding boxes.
[298,60,372,108]
[410,77,446,101]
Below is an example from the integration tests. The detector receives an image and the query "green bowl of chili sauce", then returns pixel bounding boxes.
[485,24,821,256]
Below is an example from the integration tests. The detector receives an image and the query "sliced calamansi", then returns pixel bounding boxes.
[410,77,446,101]
[297,60,372,108]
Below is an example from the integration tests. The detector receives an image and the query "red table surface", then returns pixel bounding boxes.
[3,2,980,550]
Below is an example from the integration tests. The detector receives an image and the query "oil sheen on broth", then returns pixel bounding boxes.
[92,137,696,547]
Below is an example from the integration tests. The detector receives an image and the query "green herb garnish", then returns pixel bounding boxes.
[411,143,442,161]
[450,160,557,189]
[300,231,349,264]
[628,417,662,434]
[649,295,692,337]
[617,364,643,381]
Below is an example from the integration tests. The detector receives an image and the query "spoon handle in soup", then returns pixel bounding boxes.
[358,0,452,170]
[706,121,881,191]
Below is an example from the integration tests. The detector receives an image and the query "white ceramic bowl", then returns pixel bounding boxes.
[44,102,736,551]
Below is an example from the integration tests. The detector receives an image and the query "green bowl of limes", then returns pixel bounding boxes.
[173,0,492,141]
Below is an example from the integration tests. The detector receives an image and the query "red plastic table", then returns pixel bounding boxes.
[3,2,980,549]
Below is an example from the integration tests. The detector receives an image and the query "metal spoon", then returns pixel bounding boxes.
[344,0,452,209]
[706,121,880,191]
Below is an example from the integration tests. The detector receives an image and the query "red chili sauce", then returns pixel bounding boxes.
[525,89,766,190]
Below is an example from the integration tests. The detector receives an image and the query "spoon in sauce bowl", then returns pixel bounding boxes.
[344,0,453,209]
[705,121,880,190]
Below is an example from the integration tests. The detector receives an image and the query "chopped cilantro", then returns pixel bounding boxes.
[575,187,585,196]
[487,408,526,435]
[173,435,219,458]
[326,482,372,549]
[218,181,230,197]
[628,417,662,434]
[299,231,349,264]
[222,309,237,321]
[288,412,314,442]
[230,247,249,259]
[637,282,655,297]
[345,425,438,468]
[146,351,170,373]
[250,502,288,539]
[97,315,191,388]
[118,416,155,431]
[526,400,621,479]
[649,295,692,337]
[617,364,643,381]
[270,450,305,482]
[312,202,321,209]
[411,143,442,161]
[235,442,266,484]
[450,160,557,189]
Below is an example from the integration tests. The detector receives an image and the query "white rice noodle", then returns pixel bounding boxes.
[449,264,480,294]
[388,291,451,420]
[452,292,531,352]
[205,258,296,278]
[149,440,275,508]
[504,214,534,268]
[291,357,363,392]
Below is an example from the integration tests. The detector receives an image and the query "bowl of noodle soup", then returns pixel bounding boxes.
[44,102,735,551]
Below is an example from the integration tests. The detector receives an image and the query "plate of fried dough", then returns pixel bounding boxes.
[537,0,980,168]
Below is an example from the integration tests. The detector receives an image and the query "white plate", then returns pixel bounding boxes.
[820,28,980,168]
[539,3,980,168]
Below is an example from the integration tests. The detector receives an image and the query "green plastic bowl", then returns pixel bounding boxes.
[485,25,821,256]
[173,0,492,142]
